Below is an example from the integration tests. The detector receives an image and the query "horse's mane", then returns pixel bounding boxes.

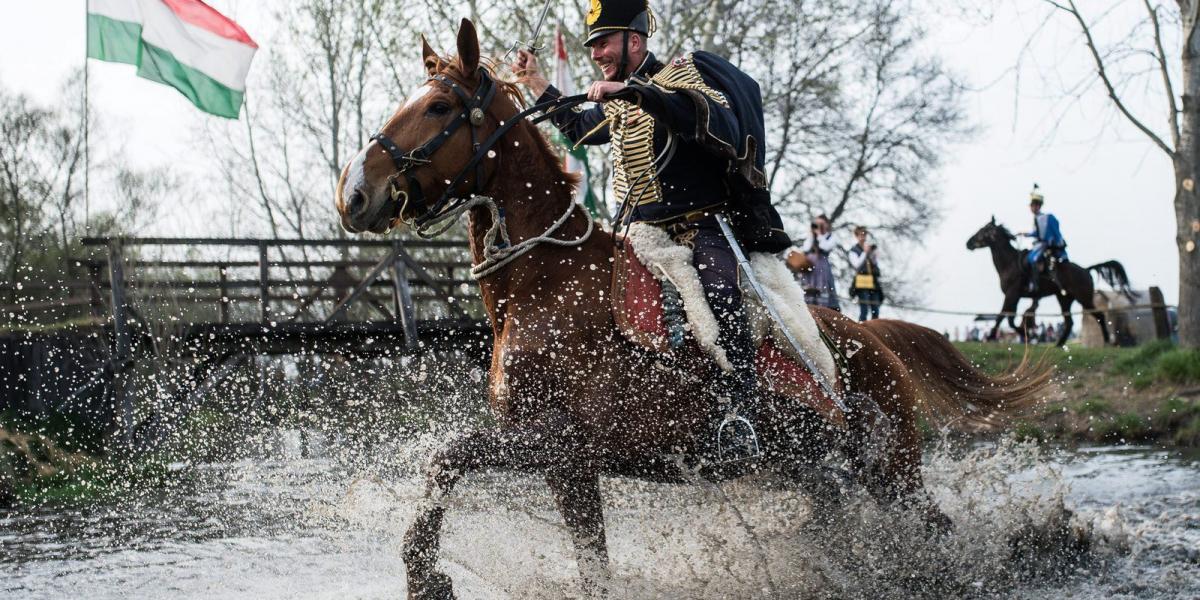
[992,222,1016,241]
[431,55,582,190]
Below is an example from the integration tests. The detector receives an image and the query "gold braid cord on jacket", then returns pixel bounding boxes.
[604,100,660,207]
[606,54,729,208]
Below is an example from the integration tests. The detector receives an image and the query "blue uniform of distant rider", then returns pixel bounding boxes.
[1024,184,1067,266]
[1027,211,1067,265]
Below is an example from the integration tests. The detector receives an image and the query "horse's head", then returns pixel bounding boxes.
[966,216,1014,250]
[337,19,516,234]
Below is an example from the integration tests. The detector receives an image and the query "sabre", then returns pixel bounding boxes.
[714,213,848,413]
[504,0,554,60]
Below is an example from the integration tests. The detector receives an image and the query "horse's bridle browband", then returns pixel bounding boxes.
[371,66,591,233]
[371,70,499,227]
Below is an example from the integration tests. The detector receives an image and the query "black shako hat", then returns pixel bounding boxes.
[584,0,655,46]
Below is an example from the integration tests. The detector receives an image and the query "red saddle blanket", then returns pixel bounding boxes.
[611,242,844,425]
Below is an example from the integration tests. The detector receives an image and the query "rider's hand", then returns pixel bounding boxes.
[587,81,628,102]
[512,49,549,97]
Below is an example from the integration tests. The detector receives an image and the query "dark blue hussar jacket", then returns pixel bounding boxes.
[537,51,771,228]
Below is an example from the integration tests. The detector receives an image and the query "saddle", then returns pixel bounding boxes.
[612,226,845,426]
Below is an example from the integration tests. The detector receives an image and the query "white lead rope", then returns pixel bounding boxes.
[411,194,595,280]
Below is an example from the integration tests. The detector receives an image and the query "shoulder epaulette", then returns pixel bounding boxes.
[649,53,730,109]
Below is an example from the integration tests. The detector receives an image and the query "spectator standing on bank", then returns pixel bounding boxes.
[800,214,840,310]
[848,225,884,321]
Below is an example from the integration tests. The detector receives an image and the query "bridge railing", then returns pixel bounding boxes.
[1,237,483,338]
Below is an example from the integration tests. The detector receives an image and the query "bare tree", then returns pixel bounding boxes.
[0,74,170,297]
[204,0,392,241]
[1035,0,1199,346]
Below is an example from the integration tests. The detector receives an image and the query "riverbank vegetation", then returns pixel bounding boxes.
[954,341,1200,447]
[0,349,490,509]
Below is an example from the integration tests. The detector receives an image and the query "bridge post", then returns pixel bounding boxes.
[258,242,270,323]
[219,267,230,324]
[391,241,418,349]
[1150,286,1171,340]
[107,242,131,361]
[87,261,105,319]
[106,240,134,446]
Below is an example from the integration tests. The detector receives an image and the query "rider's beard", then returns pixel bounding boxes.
[598,61,622,81]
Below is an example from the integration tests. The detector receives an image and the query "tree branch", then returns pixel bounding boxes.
[1144,0,1182,149]
[1047,0,1177,158]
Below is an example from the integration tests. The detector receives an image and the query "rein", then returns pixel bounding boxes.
[372,68,594,280]
[397,91,590,233]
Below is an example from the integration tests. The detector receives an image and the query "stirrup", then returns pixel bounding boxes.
[716,414,761,464]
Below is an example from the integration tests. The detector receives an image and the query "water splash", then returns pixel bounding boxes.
[304,437,1180,599]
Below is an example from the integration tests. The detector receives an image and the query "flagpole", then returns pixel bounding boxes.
[83,1,90,229]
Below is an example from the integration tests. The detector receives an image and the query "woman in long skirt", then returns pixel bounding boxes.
[799,214,840,311]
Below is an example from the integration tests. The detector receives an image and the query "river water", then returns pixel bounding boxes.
[1,436,1197,599]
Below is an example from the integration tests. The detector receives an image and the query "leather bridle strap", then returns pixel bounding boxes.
[371,69,500,222]
[412,91,594,229]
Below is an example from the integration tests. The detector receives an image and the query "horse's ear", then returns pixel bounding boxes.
[456,18,481,75]
[990,215,996,224]
[421,35,439,76]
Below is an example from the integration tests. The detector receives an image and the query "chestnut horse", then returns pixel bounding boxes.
[336,20,1050,599]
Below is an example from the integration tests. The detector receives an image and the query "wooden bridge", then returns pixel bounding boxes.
[1,236,491,451]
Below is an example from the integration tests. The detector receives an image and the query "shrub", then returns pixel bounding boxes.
[1156,349,1200,384]
[1095,413,1150,443]
[1075,399,1110,416]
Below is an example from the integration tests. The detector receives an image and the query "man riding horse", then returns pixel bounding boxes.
[1024,183,1067,292]
[512,0,789,465]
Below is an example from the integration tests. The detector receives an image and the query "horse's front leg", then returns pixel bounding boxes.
[1018,299,1039,342]
[546,470,610,596]
[403,416,583,600]
[991,292,1019,340]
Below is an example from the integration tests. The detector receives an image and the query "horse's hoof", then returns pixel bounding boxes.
[408,570,455,600]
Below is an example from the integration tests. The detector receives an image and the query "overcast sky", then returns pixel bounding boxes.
[0,1,1180,336]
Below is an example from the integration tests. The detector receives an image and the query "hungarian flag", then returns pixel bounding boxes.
[552,26,603,218]
[87,0,258,119]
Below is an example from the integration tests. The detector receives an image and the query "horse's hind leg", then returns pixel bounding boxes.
[850,360,953,533]
[403,414,594,600]
[546,471,610,596]
[1057,294,1078,347]
[872,411,953,533]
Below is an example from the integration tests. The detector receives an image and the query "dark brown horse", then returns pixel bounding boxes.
[336,20,1051,599]
[966,218,1132,346]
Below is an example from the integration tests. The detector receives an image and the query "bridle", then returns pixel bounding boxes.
[370,67,591,237]
[371,69,497,231]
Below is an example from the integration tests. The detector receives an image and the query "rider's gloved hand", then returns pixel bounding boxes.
[512,49,549,97]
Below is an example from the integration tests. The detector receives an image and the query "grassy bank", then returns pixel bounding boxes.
[954,341,1200,447]
[0,409,165,508]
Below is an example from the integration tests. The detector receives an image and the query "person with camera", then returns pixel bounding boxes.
[799,214,840,310]
[848,225,884,321]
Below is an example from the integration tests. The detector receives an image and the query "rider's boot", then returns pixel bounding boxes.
[710,311,762,467]
[1027,260,1043,294]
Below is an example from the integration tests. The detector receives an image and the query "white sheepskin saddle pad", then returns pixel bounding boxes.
[618,223,839,386]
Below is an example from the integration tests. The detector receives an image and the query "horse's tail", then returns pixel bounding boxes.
[1087,260,1134,299]
[862,319,1052,426]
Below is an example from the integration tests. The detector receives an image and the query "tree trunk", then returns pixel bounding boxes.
[1176,155,1200,348]
[1178,28,1200,348]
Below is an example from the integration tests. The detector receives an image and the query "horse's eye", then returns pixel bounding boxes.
[427,102,452,116]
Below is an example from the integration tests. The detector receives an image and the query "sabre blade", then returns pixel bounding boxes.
[528,0,553,53]
[714,214,846,412]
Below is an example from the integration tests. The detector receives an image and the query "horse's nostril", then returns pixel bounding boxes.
[347,189,366,215]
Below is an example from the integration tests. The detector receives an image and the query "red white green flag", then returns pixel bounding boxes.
[87,0,258,119]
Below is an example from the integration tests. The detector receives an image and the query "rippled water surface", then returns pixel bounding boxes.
[2,438,1197,599]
